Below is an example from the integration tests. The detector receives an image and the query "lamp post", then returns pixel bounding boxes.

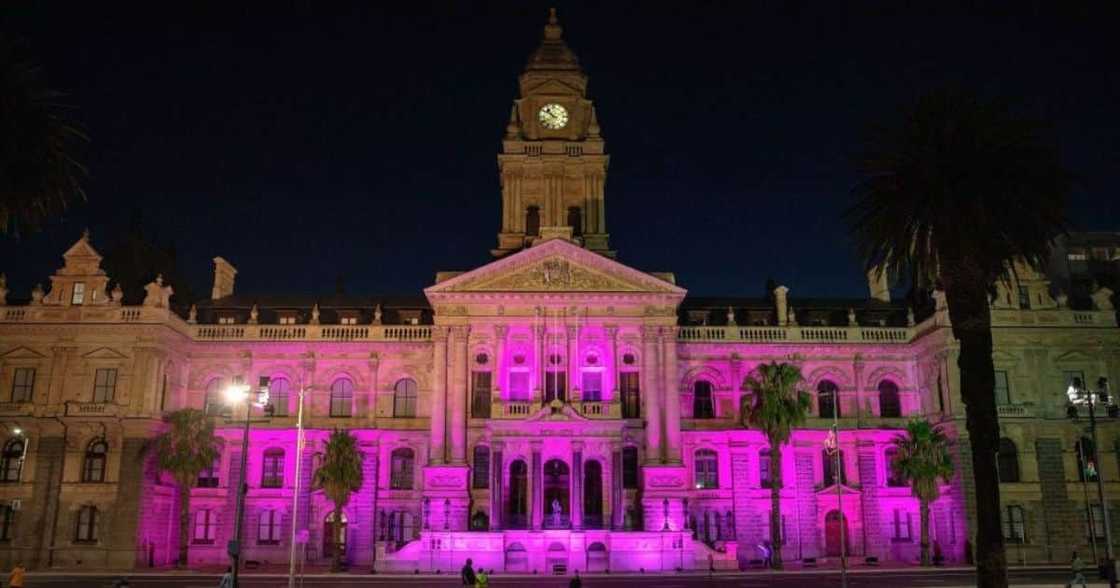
[225,377,271,588]
[825,406,848,588]
[1069,377,1117,587]
[287,383,307,588]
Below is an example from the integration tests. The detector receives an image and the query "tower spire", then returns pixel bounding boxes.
[544,7,562,40]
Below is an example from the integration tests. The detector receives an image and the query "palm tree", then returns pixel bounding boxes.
[0,34,87,236]
[149,408,221,568]
[891,419,955,566]
[741,361,811,569]
[849,89,1071,588]
[313,429,364,573]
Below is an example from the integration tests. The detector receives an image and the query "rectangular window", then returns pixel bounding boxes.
[544,371,566,403]
[279,315,297,325]
[193,510,216,544]
[471,371,492,418]
[258,510,281,544]
[71,282,86,305]
[198,457,220,488]
[1002,505,1025,543]
[508,371,529,402]
[581,371,602,402]
[1065,370,1088,403]
[622,447,639,489]
[1017,286,1031,309]
[93,368,117,403]
[993,370,1011,405]
[0,505,13,541]
[472,448,490,489]
[620,372,640,418]
[11,367,35,403]
[1089,504,1106,539]
[893,509,913,541]
[75,506,98,542]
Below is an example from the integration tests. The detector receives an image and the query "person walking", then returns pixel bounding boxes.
[218,566,233,588]
[461,558,477,586]
[8,563,26,588]
[1065,552,1087,588]
[476,567,490,588]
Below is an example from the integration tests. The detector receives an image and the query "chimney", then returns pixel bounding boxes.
[773,285,790,326]
[867,268,890,303]
[211,257,237,300]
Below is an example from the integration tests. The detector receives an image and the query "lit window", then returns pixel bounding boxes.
[330,378,354,417]
[93,368,117,403]
[279,316,297,325]
[390,448,415,490]
[11,367,35,403]
[193,509,217,544]
[75,505,98,542]
[219,316,236,325]
[1002,505,1025,543]
[994,371,1011,405]
[509,371,530,402]
[694,449,719,489]
[393,379,418,418]
[340,317,357,325]
[893,509,913,541]
[198,456,220,488]
[268,377,291,417]
[1,438,26,482]
[582,372,602,402]
[82,440,108,483]
[258,509,281,544]
[71,282,86,305]
[261,448,284,488]
[620,372,640,419]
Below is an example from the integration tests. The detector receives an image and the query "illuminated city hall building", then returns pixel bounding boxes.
[1,11,1119,573]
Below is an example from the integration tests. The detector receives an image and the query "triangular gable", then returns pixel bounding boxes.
[63,235,103,262]
[426,238,686,297]
[521,79,582,97]
[0,346,47,359]
[82,347,129,360]
[1053,350,1095,364]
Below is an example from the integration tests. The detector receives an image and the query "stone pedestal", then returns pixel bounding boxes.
[422,465,470,532]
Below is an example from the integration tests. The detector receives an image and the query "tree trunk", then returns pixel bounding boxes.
[920,499,931,566]
[331,504,343,573]
[770,444,784,569]
[177,482,191,568]
[946,284,1008,588]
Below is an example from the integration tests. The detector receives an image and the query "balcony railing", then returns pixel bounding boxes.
[678,325,913,344]
[194,324,431,342]
[996,404,1034,418]
[65,402,121,417]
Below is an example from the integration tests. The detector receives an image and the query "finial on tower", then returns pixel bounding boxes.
[544,7,563,40]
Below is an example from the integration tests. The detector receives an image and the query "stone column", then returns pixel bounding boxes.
[606,325,619,401]
[531,442,543,530]
[572,441,584,530]
[494,325,507,399]
[367,352,380,423]
[853,354,865,424]
[534,322,545,405]
[611,442,623,530]
[642,326,663,463]
[567,324,579,401]
[491,442,504,531]
[449,326,470,464]
[430,328,448,464]
[662,327,682,463]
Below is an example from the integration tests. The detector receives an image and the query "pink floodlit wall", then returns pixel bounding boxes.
[137,330,966,572]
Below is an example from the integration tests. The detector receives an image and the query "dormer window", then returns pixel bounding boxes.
[340,316,357,325]
[278,315,297,325]
[72,283,86,305]
[218,316,237,325]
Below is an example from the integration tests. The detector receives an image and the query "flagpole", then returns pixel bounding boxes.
[288,384,306,588]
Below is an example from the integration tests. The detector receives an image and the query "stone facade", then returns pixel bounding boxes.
[1,10,1119,574]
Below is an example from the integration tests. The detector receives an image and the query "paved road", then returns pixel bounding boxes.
[17,568,1106,587]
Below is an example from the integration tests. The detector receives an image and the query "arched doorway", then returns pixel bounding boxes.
[544,459,570,528]
[825,510,849,557]
[583,460,604,529]
[586,542,608,572]
[508,460,529,529]
[323,512,348,558]
[547,542,568,572]
[505,542,528,572]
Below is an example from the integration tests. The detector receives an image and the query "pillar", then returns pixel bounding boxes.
[430,328,448,464]
[853,354,865,424]
[572,441,584,530]
[531,442,543,530]
[491,442,504,531]
[642,326,662,463]
[567,324,579,401]
[449,326,469,464]
[494,325,507,399]
[662,327,681,463]
[606,325,619,400]
[534,322,545,405]
[611,442,623,530]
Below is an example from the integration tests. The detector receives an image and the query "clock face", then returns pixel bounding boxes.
[538,103,569,130]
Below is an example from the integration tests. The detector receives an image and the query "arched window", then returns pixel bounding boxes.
[268,377,291,417]
[997,438,1020,483]
[694,449,719,489]
[885,447,906,487]
[759,448,773,488]
[393,378,418,418]
[622,446,639,489]
[329,378,354,417]
[879,380,902,418]
[692,380,715,419]
[1,438,26,482]
[823,449,847,486]
[262,448,284,488]
[567,206,583,237]
[1075,437,1097,482]
[204,378,225,415]
[472,446,490,489]
[390,448,415,490]
[193,509,217,544]
[258,509,281,544]
[0,504,14,541]
[82,439,108,483]
[818,380,840,418]
[525,205,540,237]
[75,505,98,542]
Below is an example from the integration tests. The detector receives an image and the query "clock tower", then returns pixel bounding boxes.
[492,9,613,258]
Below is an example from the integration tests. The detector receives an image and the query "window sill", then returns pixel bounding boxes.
[260,484,283,489]
[257,540,280,546]
[74,539,99,545]
[890,538,913,544]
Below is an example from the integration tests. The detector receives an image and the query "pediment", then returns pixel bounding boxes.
[525,403,590,422]
[523,79,582,97]
[82,347,129,360]
[426,239,686,297]
[0,346,47,359]
[1053,350,1095,364]
[62,234,103,262]
[815,483,862,496]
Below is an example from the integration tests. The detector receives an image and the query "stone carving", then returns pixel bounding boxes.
[788,306,798,326]
[31,284,44,304]
[649,474,683,488]
[429,473,464,488]
[1092,286,1115,311]
[310,303,320,324]
[248,304,259,324]
[1055,290,1068,308]
[847,307,857,326]
[110,284,123,304]
[726,306,736,326]
[907,307,916,327]
[143,275,173,308]
[372,304,382,324]
[187,304,198,324]
[465,257,645,292]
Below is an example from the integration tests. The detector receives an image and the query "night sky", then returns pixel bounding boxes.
[2,2,1117,301]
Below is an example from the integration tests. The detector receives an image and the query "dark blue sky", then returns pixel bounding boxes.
[2,2,1117,300]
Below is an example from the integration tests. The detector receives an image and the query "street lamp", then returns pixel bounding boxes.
[1068,376,1117,587]
[225,377,271,588]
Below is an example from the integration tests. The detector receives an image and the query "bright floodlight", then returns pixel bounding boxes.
[12,428,21,436]
[224,383,251,405]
